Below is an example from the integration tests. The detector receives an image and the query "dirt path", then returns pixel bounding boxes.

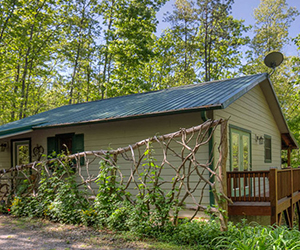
[0,215,156,250]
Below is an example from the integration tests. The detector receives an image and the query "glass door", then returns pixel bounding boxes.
[12,140,31,167]
[230,128,251,197]
[11,139,31,194]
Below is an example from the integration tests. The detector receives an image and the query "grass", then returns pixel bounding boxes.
[2,214,300,249]
[0,214,183,249]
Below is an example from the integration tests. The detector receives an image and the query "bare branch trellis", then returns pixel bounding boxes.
[0,118,230,231]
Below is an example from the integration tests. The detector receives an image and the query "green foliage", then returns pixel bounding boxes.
[0,0,252,124]
[100,0,166,97]
[0,202,10,214]
[93,158,125,228]
[162,0,249,84]
[9,149,178,235]
[168,219,222,247]
[10,156,89,224]
[213,221,300,250]
[251,0,298,57]
[92,150,175,235]
[154,220,300,249]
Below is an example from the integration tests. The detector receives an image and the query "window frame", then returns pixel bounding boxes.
[264,134,272,163]
[11,138,31,168]
[56,133,74,155]
[47,133,84,165]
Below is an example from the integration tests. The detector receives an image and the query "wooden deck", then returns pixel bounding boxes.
[227,168,300,228]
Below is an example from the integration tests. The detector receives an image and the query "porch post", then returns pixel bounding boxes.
[288,169,294,228]
[287,147,291,167]
[269,168,278,226]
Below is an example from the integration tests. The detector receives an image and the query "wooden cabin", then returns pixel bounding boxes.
[0,73,298,226]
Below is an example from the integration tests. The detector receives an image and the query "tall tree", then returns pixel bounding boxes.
[243,0,299,111]
[287,35,300,152]
[105,0,166,97]
[57,0,100,105]
[251,0,298,56]
[162,0,248,84]
[0,0,68,123]
[163,0,198,85]
[196,0,249,82]
[243,0,298,75]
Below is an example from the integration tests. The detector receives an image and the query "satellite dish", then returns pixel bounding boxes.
[264,51,284,69]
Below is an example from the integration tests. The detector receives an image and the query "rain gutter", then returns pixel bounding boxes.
[201,111,215,207]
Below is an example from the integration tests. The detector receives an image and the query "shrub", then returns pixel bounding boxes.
[10,157,89,224]
[213,221,300,250]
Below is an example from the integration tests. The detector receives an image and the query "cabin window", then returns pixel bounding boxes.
[47,133,84,164]
[57,133,74,155]
[230,127,251,171]
[264,135,272,163]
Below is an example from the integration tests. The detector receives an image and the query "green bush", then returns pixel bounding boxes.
[213,221,300,250]
[10,157,89,225]
[46,176,89,224]
[0,202,10,214]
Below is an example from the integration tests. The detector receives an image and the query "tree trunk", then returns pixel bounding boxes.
[0,0,17,42]
[101,0,115,99]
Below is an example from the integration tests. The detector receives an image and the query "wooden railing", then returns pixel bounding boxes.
[227,170,270,202]
[227,168,300,228]
[293,168,300,194]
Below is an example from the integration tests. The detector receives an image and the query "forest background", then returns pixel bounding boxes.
[0,0,300,164]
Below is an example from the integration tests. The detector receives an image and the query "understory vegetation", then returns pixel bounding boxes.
[2,159,300,249]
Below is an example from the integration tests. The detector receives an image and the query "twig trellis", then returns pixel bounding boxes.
[0,118,230,230]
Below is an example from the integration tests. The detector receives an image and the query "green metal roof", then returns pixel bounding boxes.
[0,73,268,137]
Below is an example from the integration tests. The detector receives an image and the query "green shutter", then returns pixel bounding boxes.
[47,137,56,157]
[72,134,84,165]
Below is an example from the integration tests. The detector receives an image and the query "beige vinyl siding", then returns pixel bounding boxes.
[0,112,211,207]
[214,84,281,171]
[0,139,11,188]
[0,145,10,170]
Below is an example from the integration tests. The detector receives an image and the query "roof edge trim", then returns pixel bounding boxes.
[264,76,299,149]
[33,104,224,129]
[0,129,33,139]
[222,73,268,109]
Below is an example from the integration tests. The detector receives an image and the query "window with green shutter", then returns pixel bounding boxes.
[47,133,84,164]
[72,134,84,165]
[47,137,56,157]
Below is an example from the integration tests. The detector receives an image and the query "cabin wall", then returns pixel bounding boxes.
[214,84,282,172]
[0,112,212,211]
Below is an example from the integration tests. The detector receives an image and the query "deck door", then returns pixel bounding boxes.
[230,128,251,197]
[11,139,31,194]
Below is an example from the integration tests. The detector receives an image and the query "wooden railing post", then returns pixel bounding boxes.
[289,169,294,228]
[269,168,278,226]
[287,148,291,167]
